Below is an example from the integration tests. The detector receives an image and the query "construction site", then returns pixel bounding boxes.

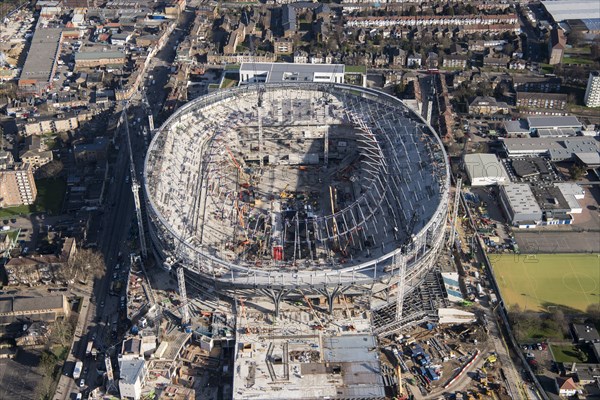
[84,82,529,400]
[144,83,450,315]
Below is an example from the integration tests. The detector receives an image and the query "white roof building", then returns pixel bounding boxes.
[119,359,147,400]
[499,183,543,226]
[555,182,585,214]
[464,153,510,186]
[239,62,345,85]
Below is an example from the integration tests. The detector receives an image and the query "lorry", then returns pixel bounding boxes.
[73,361,83,380]
[86,340,94,357]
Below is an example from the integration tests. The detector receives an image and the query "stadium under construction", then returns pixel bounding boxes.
[143,83,450,327]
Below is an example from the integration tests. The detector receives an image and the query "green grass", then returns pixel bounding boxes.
[345,65,367,74]
[221,77,237,88]
[491,254,600,313]
[540,63,554,74]
[0,204,31,218]
[564,47,591,55]
[51,345,69,360]
[224,64,240,71]
[550,344,588,363]
[0,177,65,217]
[562,57,594,65]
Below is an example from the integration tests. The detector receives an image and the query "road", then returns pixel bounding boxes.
[53,5,198,399]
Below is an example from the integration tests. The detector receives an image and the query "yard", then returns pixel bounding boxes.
[550,344,590,363]
[0,177,66,217]
[491,254,600,313]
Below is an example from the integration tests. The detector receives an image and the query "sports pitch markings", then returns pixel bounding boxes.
[491,254,600,313]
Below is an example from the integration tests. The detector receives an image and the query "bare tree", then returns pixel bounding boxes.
[49,318,75,348]
[64,248,106,282]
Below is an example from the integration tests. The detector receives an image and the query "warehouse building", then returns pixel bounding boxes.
[502,137,599,160]
[499,183,543,227]
[531,184,573,224]
[17,26,63,95]
[464,153,510,186]
[527,116,582,137]
[555,182,585,214]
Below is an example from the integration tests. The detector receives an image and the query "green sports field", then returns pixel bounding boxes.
[491,254,600,313]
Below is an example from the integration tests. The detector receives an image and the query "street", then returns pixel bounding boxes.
[52,6,197,399]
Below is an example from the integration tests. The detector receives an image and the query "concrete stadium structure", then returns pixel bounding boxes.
[144,83,449,314]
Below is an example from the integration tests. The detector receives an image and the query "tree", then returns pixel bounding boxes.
[37,160,64,179]
[408,5,417,16]
[49,318,75,348]
[569,164,586,180]
[64,248,106,282]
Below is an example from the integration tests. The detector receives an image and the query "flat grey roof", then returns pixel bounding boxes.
[504,120,530,135]
[502,137,599,154]
[464,153,509,180]
[119,359,145,385]
[527,116,581,129]
[19,27,63,82]
[239,62,344,83]
[75,51,126,61]
[0,295,65,314]
[501,183,542,215]
[537,128,577,137]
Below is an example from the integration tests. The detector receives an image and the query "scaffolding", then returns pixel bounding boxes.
[143,83,450,296]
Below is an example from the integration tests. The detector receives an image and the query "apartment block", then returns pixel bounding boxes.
[0,163,37,207]
[584,71,600,107]
[516,92,568,110]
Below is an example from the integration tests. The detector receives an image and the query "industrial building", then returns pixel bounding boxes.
[463,153,509,186]
[541,0,600,22]
[498,183,543,227]
[527,116,581,137]
[144,83,449,329]
[501,137,600,160]
[530,184,573,223]
[584,71,600,108]
[238,63,345,85]
[17,26,63,95]
[555,183,583,215]
[0,162,37,207]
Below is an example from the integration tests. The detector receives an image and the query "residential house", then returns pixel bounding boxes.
[273,38,293,55]
[443,54,468,69]
[19,135,53,171]
[548,29,566,65]
[555,377,578,397]
[407,54,422,68]
[483,56,509,70]
[469,96,510,115]
[513,75,562,92]
[73,137,110,164]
